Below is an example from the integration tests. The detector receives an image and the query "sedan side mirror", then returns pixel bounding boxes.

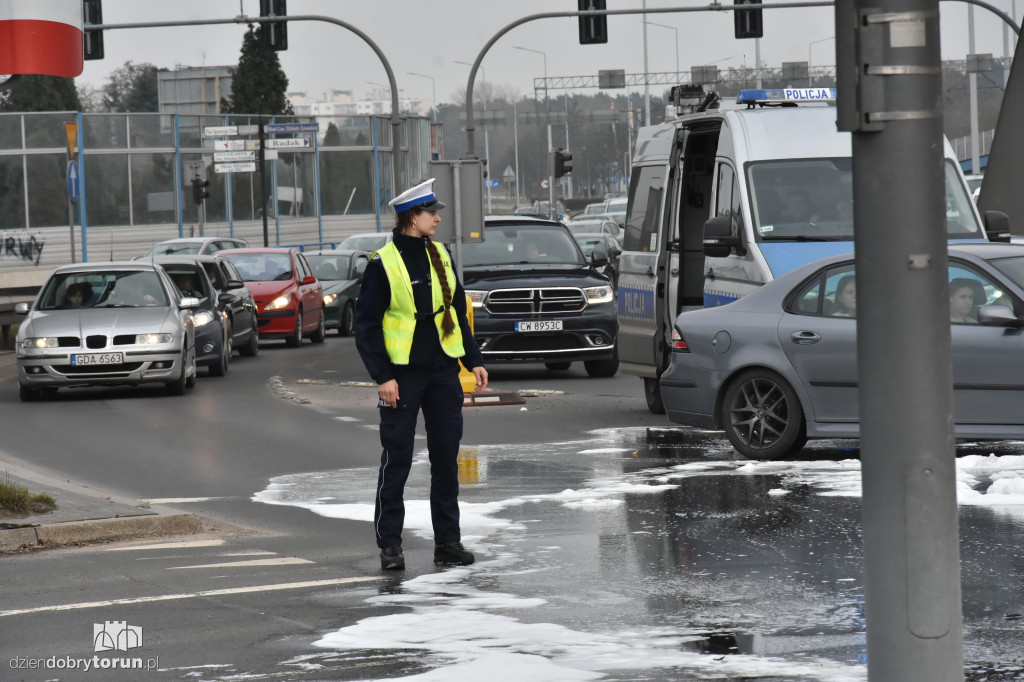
[984,211,1011,243]
[15,302,29,315]
[302,275,317,285]
[218,293,238,305]
[179,296,202,309]
[225,279,245,289]
[703,215,746,257]
[977,304,1023,327]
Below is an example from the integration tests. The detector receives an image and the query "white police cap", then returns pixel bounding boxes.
[388,178,446,213]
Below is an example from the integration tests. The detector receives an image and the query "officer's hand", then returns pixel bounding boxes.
[379,379,399,408]
[472,366,488,392]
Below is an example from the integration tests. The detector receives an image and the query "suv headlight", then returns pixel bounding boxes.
[192,311,215,327]
[583,285,613,305]
[465,290,486,308]
[265,293,292,311]
[135,333,172,345]
[23,337,58,349]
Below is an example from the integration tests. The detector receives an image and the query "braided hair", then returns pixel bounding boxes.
[396,209,457,338]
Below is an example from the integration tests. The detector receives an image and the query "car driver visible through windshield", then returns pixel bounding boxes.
[748,158,983,242]
[462,226,585,267]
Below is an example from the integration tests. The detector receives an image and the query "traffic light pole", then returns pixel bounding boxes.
[90,14,405,205]
[460,0,1018,157]
[547,125,555,220]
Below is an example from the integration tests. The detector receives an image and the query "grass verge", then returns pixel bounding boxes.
[0,474,57,517]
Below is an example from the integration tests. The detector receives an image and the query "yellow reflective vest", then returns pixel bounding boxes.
[374,241,466,364]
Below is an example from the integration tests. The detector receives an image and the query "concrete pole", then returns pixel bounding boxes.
[839,0,965,676]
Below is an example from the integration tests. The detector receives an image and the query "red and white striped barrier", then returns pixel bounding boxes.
[0,0,84,78]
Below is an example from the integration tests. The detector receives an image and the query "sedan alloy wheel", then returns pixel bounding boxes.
[722,369,806,460]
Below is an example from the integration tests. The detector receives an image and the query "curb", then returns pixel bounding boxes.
[0,513,203,552]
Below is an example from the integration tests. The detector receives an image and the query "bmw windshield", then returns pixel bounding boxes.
[747,158,982,241]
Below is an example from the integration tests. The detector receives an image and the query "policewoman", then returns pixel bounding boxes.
[354,178,488,571]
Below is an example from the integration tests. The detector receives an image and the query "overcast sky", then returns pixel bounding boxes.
[78,0,1020,107]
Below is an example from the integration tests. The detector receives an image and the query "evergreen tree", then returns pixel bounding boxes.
[222,25,294,116]
[0,75,81,112]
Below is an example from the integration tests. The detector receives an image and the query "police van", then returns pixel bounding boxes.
[617,86,1007,413]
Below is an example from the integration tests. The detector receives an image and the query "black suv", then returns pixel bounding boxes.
[461,216,618,377]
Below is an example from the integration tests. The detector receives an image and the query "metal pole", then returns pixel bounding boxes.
[547,124,555,219]
[642,0,651,127]
[514,100,521,208]
[564,96,572,198]
[968,6,981,175]
[259,120,269,247]
[453,161,463,281]
[838,0,965,676]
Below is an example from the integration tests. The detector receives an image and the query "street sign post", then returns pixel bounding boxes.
[430,159,486,279]
[66,160,79,203]
[266,138,311,148]
[66,158,79,263]
[214,151,257,162]
[203,125,238,137]
[265,122,319,134]
[215,162,258,173]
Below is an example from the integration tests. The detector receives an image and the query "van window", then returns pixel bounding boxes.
[714,164,742,237]
[623,165,664,252]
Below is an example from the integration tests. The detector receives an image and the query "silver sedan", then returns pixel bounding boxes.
[16,262,199,400]
[661,244,1024,459]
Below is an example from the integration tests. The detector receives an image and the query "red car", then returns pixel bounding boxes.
[219,247,325,346]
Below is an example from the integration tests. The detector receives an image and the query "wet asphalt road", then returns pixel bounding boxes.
[1,335,1022,680]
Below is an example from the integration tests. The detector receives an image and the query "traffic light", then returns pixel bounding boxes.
[578,0,608,45]
[83,0,104,61]
[259,0,288,51]
[734,0,763,39]
[554,149,573,178]
[192,177,210,205]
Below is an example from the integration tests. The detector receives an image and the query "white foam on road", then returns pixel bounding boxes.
[252,428,1024,680]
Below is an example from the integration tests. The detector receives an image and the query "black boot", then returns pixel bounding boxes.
[433,540,474,566]
[380,545,405,570]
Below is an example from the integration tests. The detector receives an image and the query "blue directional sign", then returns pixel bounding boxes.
[66,160,80,203]
[487,178,499,188]
[265,123,320,134]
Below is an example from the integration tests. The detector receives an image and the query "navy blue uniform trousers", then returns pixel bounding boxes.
[374,363,464,549]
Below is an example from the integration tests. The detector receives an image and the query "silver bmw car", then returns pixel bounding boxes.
[16,262,199,401]
[661,244,1024,459]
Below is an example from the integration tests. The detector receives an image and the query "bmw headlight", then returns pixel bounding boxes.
[583,285,614,305]
[265,293,292,311]
[135,333,173,345]
[23,337,58,349]
[323,292,339,305]
[465,290,486,308]
[192,310,215,327]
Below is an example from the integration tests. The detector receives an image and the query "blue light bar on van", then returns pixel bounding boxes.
[736,88,838,104]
